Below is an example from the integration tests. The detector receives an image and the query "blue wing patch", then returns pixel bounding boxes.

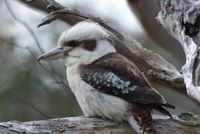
[81,68,138,95]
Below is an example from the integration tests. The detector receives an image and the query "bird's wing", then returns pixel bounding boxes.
[79,53,165,105]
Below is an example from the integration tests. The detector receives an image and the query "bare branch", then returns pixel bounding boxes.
[4,0,43,53]
[15,95,50,119]
[0,66,16,90]
[5,0,69,91]
[1,38,69,94]
[18,0,80,25]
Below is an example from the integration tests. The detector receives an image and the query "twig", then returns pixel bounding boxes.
[4,0,43,53]
[0,66,16,90]
[15,95,50,119]
[0,39,57,117]
[1,38,69,94]
[38,9,124,40]
[4,0,69,91]
[26,47,70,91]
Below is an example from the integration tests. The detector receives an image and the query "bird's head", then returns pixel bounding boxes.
[38,21,116,66]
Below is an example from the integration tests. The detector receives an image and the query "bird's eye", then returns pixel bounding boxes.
[64,40,80,47]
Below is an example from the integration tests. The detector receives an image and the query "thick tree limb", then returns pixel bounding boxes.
[158,0,200,103]
[0,113,200,134]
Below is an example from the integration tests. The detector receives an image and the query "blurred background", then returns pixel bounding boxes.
[0,0,199,122]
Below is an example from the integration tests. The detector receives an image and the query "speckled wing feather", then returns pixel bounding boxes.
[80,53,166,106]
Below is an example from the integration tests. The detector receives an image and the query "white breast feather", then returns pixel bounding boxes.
[67,65,132,121]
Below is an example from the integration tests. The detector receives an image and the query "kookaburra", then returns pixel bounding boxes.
[38,21,175,134]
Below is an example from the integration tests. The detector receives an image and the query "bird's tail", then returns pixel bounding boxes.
[129,104,156,134]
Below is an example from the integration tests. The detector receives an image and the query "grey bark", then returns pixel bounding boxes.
[0,113,200,134]
[157,0,200,104]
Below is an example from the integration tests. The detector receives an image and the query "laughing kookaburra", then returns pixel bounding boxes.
[38,21,175,134]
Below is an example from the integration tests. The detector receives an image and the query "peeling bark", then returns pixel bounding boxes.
[158,0,200,103]
[0,113,200,134]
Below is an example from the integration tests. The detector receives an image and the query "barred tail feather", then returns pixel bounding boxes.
[130,105,156,134]
[137,111,156,134]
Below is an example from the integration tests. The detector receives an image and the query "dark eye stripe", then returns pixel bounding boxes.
[63,40,80,47]
[82,40,97,51]
[62,40,96,51]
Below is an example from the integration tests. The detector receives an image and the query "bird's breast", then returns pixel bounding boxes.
[66,66,131,122]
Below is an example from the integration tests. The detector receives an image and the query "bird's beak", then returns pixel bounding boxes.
[37,47,66,62]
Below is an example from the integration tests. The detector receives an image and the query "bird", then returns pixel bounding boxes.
[37,21,175,134]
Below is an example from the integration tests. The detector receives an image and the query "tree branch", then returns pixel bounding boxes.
[5,0,70,91]
[18,0,81,25]
[157,0,200,103]
[0,113,200,134]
